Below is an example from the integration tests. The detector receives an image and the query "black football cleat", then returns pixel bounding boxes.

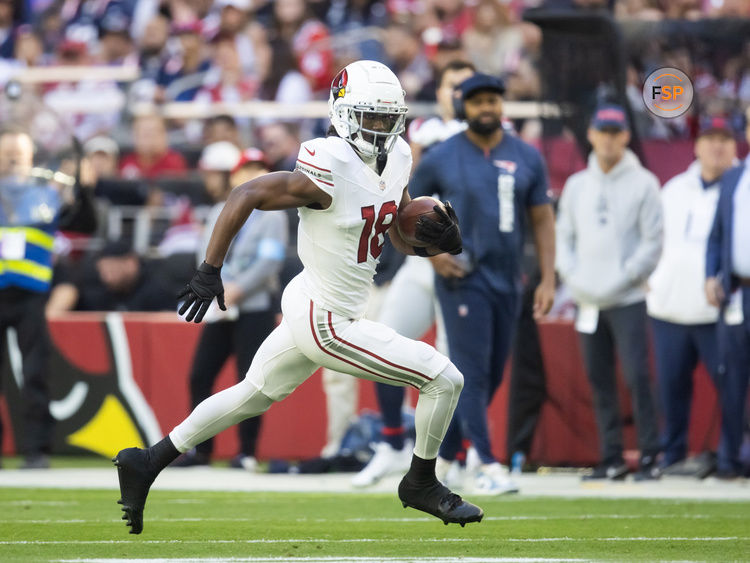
[113,447,158,534]
[398,476,483,526]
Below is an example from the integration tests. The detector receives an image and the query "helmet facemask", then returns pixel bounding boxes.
[334,105,406,159]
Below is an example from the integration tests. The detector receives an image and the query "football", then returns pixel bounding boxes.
[397,196,445,247]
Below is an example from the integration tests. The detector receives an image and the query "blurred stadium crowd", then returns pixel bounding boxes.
[0,0,746,257]
[0,0,749,479]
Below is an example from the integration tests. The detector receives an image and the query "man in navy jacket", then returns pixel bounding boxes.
[705,107,750,478]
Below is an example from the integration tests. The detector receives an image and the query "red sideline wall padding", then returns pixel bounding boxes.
[1,314,719,465]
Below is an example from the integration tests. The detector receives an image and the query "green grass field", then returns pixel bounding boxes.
[1,487,748,562]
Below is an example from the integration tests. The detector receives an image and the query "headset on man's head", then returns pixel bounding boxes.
[452,73,506,122]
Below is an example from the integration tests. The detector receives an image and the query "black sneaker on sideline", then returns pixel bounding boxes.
[113,448,158,534]
[20,454,50,469]
[632,454,662,481]
[398,476,483,527]
[582,462,629,481]
[714,468,740,480]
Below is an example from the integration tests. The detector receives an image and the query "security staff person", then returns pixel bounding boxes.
[0,127,96,469]
[410,73,556,494]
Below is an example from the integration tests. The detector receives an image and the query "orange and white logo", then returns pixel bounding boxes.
[642,67,693,118]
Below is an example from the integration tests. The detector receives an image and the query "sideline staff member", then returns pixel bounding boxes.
[0,127,96,469]
[411,73,556,493]
[705,106,750,479]
[556,104,662,481]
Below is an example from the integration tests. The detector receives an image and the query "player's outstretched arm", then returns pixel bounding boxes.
[205,170,330,267]
[178,171,329,322]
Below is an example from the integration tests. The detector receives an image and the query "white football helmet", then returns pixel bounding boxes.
[328,60,408,159]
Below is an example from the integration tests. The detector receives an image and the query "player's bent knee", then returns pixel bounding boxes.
[234,378,275,418]
[440,362,464,393]
[421,362,463,397]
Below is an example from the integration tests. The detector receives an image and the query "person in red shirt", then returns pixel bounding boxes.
[119,114,188,180]
[271,0,333,94]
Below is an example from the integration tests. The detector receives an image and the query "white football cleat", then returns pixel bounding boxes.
[474,462,519,495]
[436,456,465,490]
[230,455,258,472]
[351,441,412,487]
[466,446,481,475]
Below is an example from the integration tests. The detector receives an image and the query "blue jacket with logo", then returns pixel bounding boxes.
[410,131,551,294]
[0,177,62,293]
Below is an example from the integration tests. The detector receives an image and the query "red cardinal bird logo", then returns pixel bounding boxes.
[332,69,348,99]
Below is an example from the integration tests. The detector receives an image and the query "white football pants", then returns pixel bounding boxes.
[170,273,463,460]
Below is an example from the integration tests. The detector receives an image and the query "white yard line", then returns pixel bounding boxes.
[0,500,80,506]
[0,513,743,525]
[2,537,747,546]
[1,468,748,501]
[54,558,588,563]
[55,560,573,563]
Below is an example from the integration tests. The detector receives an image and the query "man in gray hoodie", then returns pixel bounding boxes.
[556,104,663,481]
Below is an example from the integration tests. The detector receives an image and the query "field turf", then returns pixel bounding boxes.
[1,487,748,562]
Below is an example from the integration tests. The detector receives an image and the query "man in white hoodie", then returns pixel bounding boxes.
[556,104,663,481]
[647,119,737,475]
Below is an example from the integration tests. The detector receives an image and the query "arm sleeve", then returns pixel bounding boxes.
[294,139,335,197]
[623,175,664,284]
[526,147,552,207]
[554,178,577,281]
[230,212,289,298]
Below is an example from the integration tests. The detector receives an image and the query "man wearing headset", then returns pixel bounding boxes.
[410,73,556,493]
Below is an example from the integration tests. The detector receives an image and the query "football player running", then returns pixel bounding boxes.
[113,60,483,533]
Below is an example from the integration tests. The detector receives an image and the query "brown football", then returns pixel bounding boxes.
[397,196,444,247]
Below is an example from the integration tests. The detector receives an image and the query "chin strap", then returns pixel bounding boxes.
[376,153,388,175]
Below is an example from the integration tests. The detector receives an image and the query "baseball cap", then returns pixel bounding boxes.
[232,148,267,174]
[591,103,629,131]
[172,19,203,35]
[216,0,251,10]
[99,7,131,37]
[199,142,241,171]
[58,39,88,57]
[457,73,506,101]
[697,116,733,139]
[84,136,119,157]
[98,240,134,259]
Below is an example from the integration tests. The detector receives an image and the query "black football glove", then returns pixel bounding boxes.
[177,261,226,323]
[415,201,462,255]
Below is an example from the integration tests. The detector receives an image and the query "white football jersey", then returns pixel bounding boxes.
[294,135,412,318]
[408,117,466,148]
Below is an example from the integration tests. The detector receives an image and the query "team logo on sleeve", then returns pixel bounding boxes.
[295,160,334,186]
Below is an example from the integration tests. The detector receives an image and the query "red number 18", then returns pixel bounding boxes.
[357,201,398,263]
